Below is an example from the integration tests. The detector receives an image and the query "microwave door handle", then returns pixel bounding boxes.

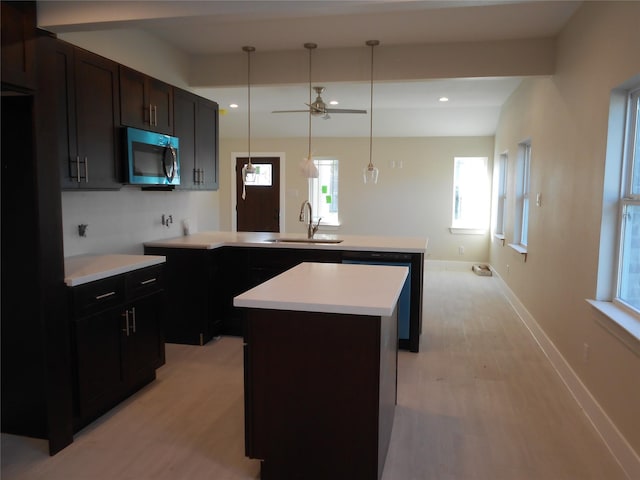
[163,145,176,181]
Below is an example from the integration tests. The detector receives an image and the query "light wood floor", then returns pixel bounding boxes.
[1,267,628,480]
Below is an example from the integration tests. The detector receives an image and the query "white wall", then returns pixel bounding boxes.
[219,136,494,261]
[61,189,220,256]
[490,1,640,459]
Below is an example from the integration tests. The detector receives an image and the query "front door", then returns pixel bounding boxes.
[236,157,280,232]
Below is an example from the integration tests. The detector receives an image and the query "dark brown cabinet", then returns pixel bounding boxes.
[49,38,121,190]
[243,307,398,479]
[120,65,173,134]
[70,265,165,429]
[143,247,222,345]
[174,88,219,190]
[1,1,36,90]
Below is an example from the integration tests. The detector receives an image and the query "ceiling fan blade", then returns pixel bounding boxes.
[272,109,311,113]
[324,108,367,114]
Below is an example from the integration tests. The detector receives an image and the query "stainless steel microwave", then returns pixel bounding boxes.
[124,127,180,186]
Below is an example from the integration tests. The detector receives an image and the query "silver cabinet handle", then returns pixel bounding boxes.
[122,309,130,336]
[201,168,204,184]
[140,278,157,285]
[131,307,136,333]
[149,104,153,126]
[154,105,158,126]
[76,156,81,183]
[95,291,116,300]
[84,156,89,183]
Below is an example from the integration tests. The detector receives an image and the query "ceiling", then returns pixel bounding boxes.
[39,1,582,138]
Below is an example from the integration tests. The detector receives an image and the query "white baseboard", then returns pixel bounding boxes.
[491,268,640,480]
[425,259,484,271]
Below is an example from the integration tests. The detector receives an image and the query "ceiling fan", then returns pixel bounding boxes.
[272,43,367,119]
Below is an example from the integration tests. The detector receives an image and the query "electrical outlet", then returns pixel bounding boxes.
[458,246,464,255]
[583,343,590,362]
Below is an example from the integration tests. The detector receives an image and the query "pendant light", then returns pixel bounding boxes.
[363,40,380,184]
[241,45,256,200]
[300,42,319,178]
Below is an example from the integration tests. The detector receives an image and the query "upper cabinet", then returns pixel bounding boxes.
[48,39,122,190]
[120,66,173,135]
[1,1,36,90]
[174,88,219,190]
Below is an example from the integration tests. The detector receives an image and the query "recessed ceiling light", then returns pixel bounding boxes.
[439,97,449,102]
[329,100,339,105]
[230,103,239,108]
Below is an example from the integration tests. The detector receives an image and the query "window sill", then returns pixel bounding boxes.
[448,227,487,235]
[317,223,340,231]
[586,300,640,356]
[494,233,505,245]
[507,243,528,261]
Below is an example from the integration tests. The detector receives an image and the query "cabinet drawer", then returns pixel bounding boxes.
[72,276,124,318]
[125,265,164,300]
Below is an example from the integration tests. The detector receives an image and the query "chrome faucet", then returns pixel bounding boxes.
[299,200,321,239]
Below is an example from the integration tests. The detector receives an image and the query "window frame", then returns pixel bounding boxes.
[514,141,531,249]
[614,86,640,315]
[592,76,640,345]
[495,152,508,237]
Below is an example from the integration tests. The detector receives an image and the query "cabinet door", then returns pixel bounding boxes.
[74,48,121,189]
[73,308,125,421]
[120,66,173,134]
[196,97,219,190]
[173,88,197,189]
[123,293,164,389]
[174,88,219,191]
[49,38,79,190]
[148,77,173,134]
[143,247,221,345]
[0,1,36,90]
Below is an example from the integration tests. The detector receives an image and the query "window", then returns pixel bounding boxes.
[617,87,640,314]
[592,77,640,340]
[495,152,508,237]
[514,141,531,248]
[244,163,272,186]
[451,156,490,230]
[308,158,339,226]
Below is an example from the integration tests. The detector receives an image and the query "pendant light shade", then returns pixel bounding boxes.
[363,40,380,184]
[242,46,256,200]
[300,42,319,179]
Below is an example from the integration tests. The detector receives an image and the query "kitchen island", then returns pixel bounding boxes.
[144,231,427,351]
[234,262,408,480]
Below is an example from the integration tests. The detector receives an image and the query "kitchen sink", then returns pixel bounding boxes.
[265,238,344,244]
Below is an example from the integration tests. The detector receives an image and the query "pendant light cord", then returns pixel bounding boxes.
[366,40,379,169]
[243,46,255,164]
[304,43,317,159]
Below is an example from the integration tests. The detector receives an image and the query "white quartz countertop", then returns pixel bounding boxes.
[233,262,409,317]
[64,254,166,287]
[143,231,427,253]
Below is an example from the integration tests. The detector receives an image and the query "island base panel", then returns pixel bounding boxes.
[244,308,397,480]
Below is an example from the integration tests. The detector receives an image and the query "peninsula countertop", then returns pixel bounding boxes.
[143,231,428,253]
[64,254,166,287]
[233,262,409,317]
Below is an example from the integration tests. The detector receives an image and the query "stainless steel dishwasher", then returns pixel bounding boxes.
[342,251,412,343]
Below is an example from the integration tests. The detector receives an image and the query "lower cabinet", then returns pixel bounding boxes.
[143,247,222,345]
[70,265,165,430]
